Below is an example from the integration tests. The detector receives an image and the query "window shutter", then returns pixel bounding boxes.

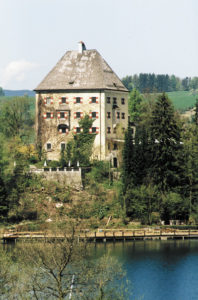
[96,112,99,119]
[64,112,68,119]
[59,97,62,104]
[96,97,99,104]
[80,97,83,104]
[89,112,92,119]
[73,97,76,104]
[89,97,92,104]
[80,112,83,119]
[74,112,76,119]
[96,127,99,134]
[66,129,69,134]
[50,113,54,119]
[43,113,47,119]
[57,112,60,119]
[59,129,62,134]
[89,128,92,134]
[80,128,83,133]
[74,127,77,134]
[51,98,53,104]
[44,98,47,104]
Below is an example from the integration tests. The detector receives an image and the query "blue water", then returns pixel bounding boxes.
[92,240,198,300]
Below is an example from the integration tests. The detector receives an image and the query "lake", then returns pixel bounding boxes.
[92,239,198,300]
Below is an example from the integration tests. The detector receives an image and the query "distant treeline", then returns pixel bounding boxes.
[0,87,35,97]
[122,74,198,93]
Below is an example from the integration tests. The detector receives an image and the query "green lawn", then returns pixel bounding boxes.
[167,91,198,112]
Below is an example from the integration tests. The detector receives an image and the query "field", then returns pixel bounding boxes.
[167,91,197,112]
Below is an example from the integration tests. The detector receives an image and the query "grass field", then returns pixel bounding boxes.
[167,91,198,112]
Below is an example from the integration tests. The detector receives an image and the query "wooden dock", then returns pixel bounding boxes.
[2,228,198,243]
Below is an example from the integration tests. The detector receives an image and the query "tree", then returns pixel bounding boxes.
[128,88,143,123]
[149,93,185,193]
[0,87,4,96]
[0,96,33,138]
[122,125,134,193]
[61,115,96,167]
[15,226,130,300]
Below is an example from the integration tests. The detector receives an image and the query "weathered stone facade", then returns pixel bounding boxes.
[35,42,129,166]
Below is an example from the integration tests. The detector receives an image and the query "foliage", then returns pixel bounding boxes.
[122,73,198,93]
[0,96,34,140]
[60,115,96,167]
[149,93,185,193]
[12,228,131,300]
[128,88,143,122]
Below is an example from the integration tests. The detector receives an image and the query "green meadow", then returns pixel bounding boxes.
[167,91,197,111]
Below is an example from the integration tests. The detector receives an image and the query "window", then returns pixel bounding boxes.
[121,98,125,105]
[92,112,96,118]
[113,143,118,150]
[108,143,111,150]
[122,127,125,133]
[107,97,111,104]
[76,127,81,133]
[91,97,96,103]
[61,97,66,104]
[92,127,96,133]
[107,127,111,134]
[61,143,66,151]
[60,112,65,119]
[113,127,116,134]
[76,97,81,104]
[76,112,81,118]
[116,112,120,119]
[107,112,111,119]
[122,112,125,119]
[113,98,117,105]
[46,112,51,119]
[47,143,51,150]
[58,124,69,134]
[46,97,51,105]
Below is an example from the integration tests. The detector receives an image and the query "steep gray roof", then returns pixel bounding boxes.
[35,50,128,92]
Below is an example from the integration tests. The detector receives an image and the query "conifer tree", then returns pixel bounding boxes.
[122,125,134,193]
[149,93,185,193]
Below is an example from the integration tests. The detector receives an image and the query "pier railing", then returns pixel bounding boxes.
[2,228,198,243]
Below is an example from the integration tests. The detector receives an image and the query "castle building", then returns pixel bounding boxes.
[34,42,129,167]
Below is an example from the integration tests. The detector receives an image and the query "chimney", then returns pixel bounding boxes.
[78,41,86,54]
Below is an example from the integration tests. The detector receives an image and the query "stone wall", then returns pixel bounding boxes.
[31,167,82,190]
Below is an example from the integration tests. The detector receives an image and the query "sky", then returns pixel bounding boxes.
[0,0,197,90]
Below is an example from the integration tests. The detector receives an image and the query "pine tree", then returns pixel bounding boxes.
[122,125,134,193]
[149,93,185,193]
[0,175,7,220]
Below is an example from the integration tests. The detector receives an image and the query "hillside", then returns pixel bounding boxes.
[167,91,197,112]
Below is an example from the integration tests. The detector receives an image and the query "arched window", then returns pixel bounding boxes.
[58,124,69,133]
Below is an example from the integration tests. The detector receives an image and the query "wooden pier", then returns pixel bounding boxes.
[2,228,198,244]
